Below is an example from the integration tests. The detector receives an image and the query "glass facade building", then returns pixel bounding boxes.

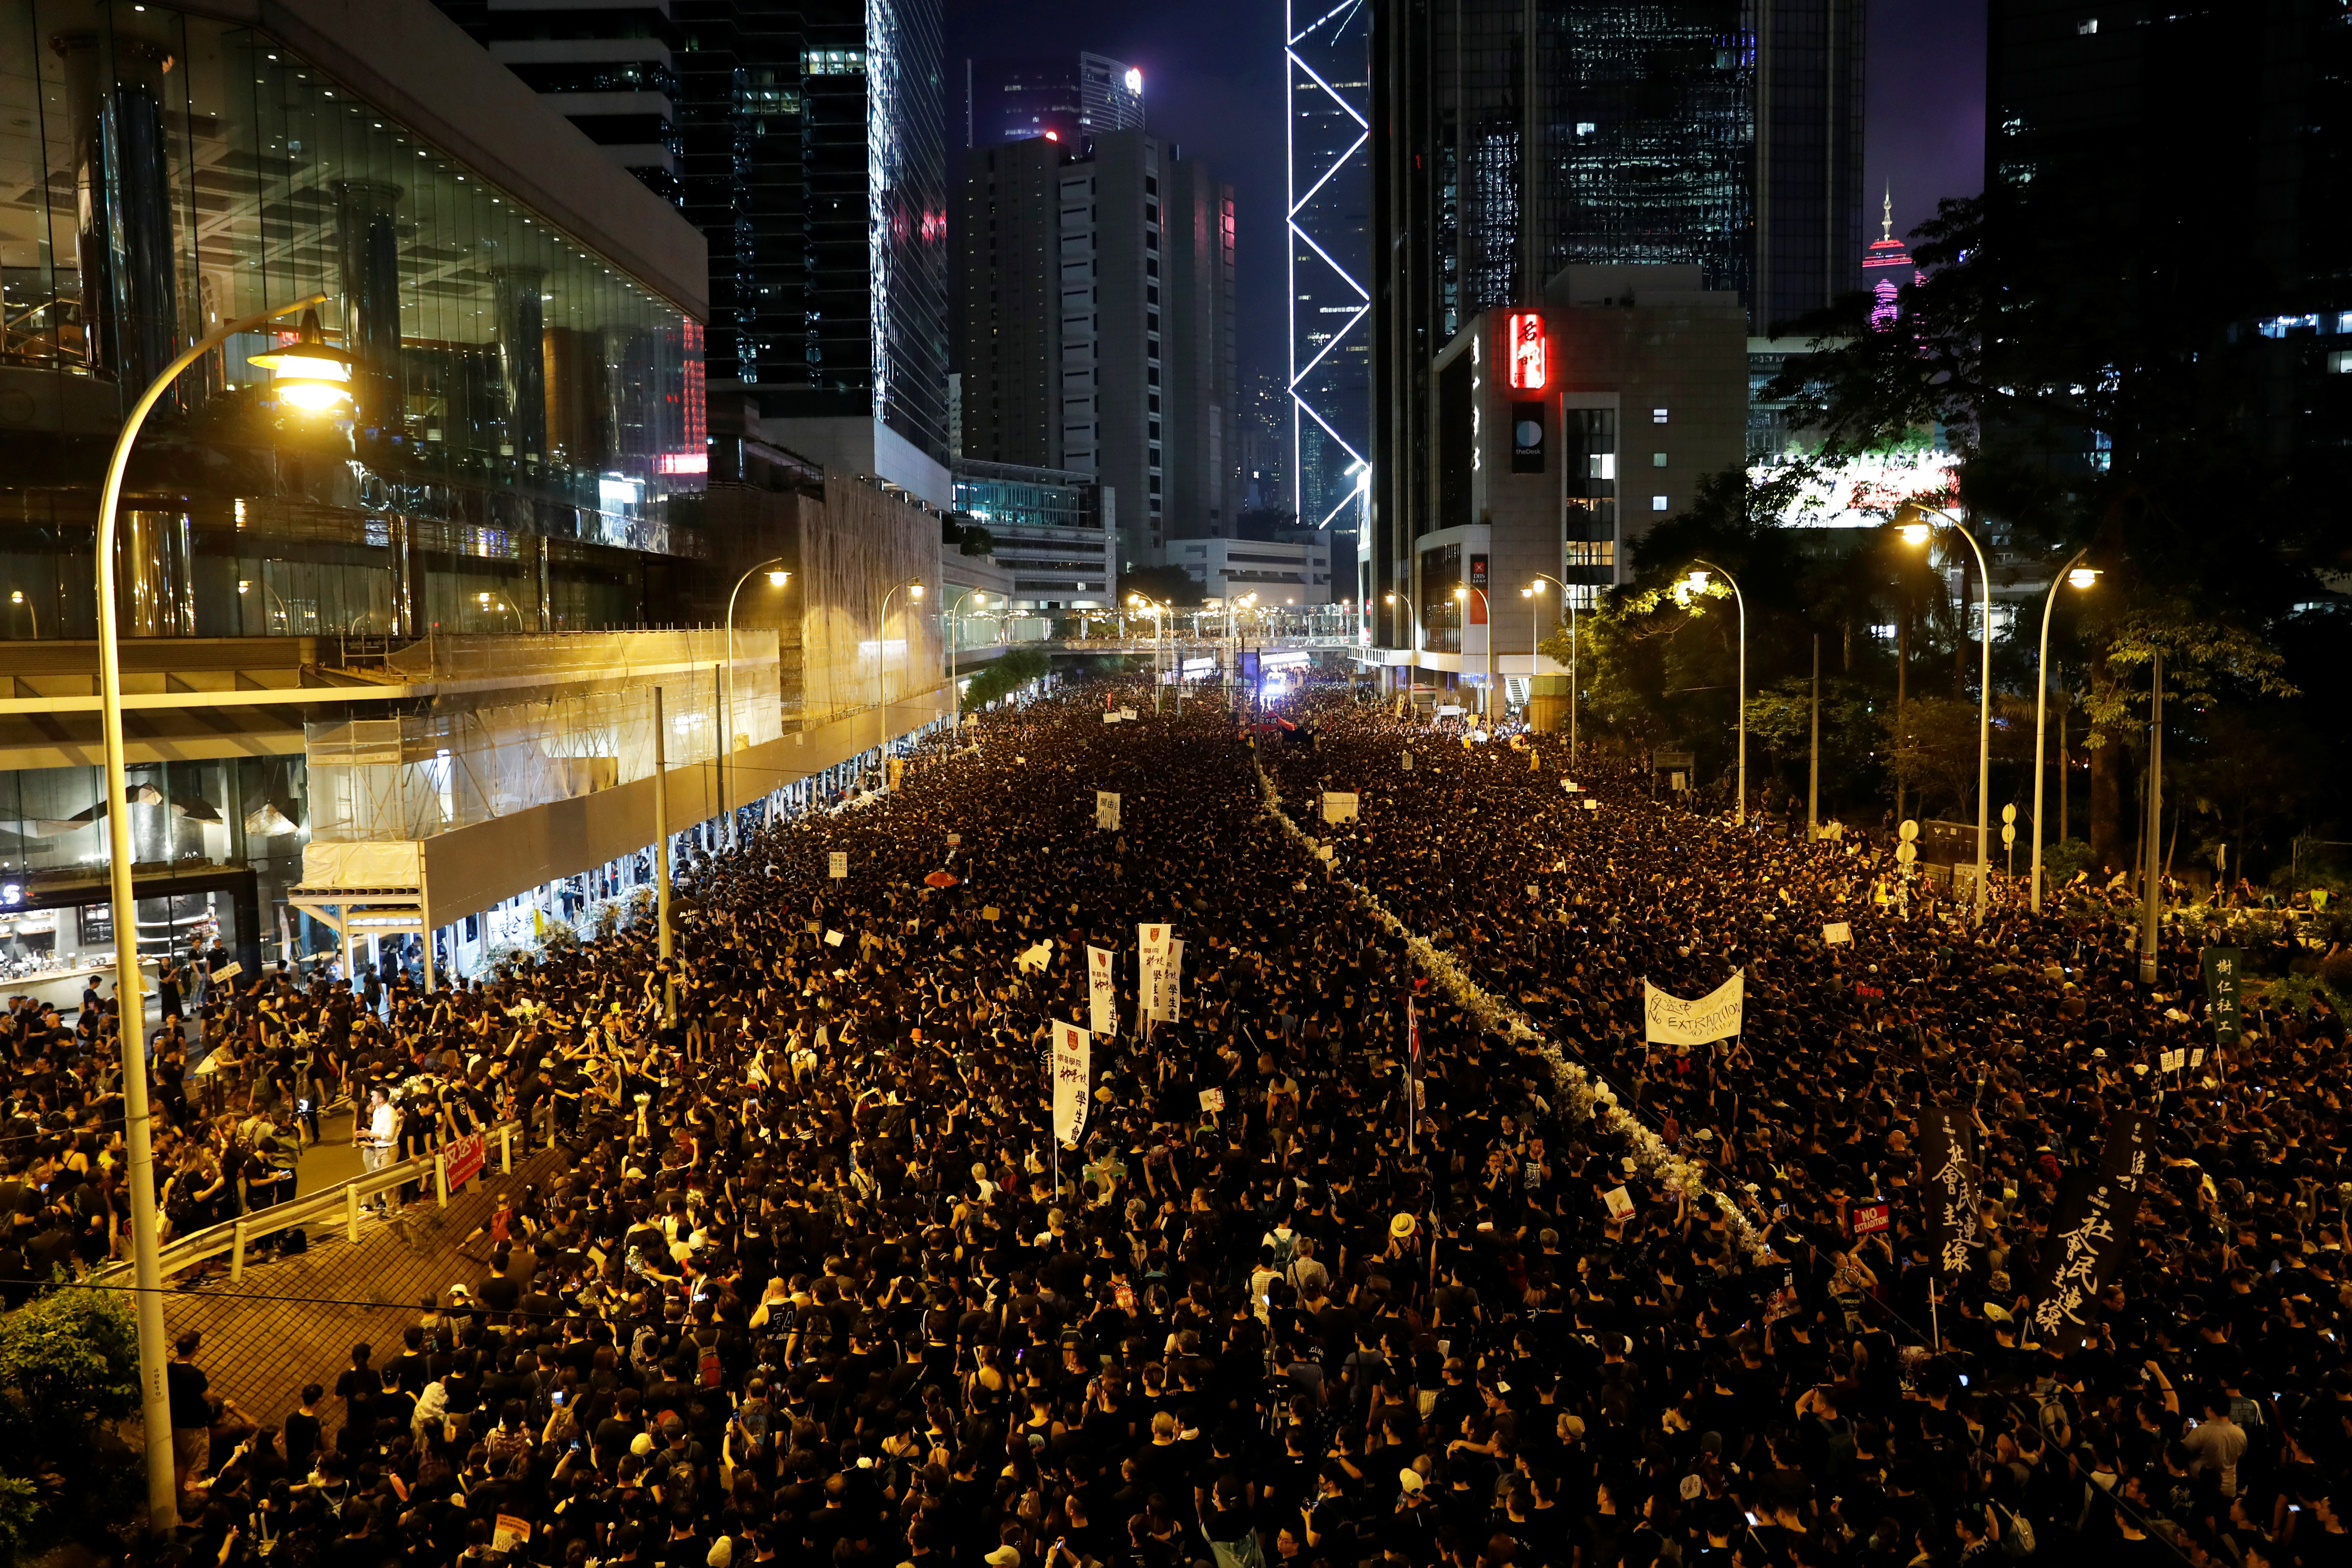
[0,0,707,640]
[435,0,953,470]
[1367,0,1862,647]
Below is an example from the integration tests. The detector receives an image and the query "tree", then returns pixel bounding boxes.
[1742,676,1887,812]
[959,646,1050,712]
[0,1285,142,1551]
[1768,190,2328,861]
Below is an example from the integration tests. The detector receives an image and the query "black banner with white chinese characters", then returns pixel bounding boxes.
[2025,1111,2148,1348]
[1919,1105,1979,1278]
[2203,946,2242,1044]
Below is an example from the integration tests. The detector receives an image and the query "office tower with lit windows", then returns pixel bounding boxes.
[957,131,1237,567]
[965,52,1145,147]
[436,0,952,499]
[1366,0,1863,650]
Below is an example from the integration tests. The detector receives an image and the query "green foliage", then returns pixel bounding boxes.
[0,1286,143,1552]
[956,524,996,558]
[0,1287,140,1432]
[2043,837,2098,889]
[1883,695,1982,820]
[1742,676,1885,798]
[959,646,1051,712]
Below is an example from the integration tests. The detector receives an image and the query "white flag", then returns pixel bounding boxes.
[1051,1021,1091,1147]
[1642,971,1746,1045]
[1087,944,1117,1036]
[1138,922,1171,1021]
[1096,790,1121,830]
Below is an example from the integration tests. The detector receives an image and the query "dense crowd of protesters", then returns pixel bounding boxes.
[15,677,2352,1568]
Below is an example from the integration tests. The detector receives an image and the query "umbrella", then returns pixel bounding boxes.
[924,870,960,889]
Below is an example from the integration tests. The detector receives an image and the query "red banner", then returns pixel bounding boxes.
[444,1132,486,1191]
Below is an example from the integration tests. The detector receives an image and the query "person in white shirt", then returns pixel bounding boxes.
[359,1087,400,1215]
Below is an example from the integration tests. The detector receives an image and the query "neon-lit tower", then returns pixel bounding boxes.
[1862,186,1920,331]
[1288,0,1373,568]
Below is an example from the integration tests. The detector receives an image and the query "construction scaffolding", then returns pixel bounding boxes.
[304,629,779,844]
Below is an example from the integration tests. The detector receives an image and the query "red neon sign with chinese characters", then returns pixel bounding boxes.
[1506,311,1547,391]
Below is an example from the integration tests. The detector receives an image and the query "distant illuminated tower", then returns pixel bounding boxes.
[1862,187,1920,331]
[1288,0,1372,570]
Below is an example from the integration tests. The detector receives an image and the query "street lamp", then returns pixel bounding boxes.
[99,291,349,1530]
[944,586,989,705]
[2030,550,2097,911]
[1682,561,1747,823]
[1896,502,1992,920]
[1452,585,1494,720]
[1527,574,1579,758]
[8,588,36,640]
[876,579,926,770]
[721,559,792,847]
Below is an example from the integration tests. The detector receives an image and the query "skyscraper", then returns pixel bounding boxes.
[1985,0,2347,488]
[957,132,1237,566]
[966,53,1146,147]
[434,0,952,499]
[1366,0,1863,636]
[1289,0,1373,596]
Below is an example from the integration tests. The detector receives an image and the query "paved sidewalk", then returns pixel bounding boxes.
[165,1141,566,1433]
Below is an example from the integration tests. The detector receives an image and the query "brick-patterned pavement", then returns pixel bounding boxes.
[162,1143,569,1433]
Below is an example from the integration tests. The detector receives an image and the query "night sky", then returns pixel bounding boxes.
[943,0,1988,391]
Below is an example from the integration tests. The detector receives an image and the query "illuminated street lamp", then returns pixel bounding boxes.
[1452,585,1493,719]
[1678,561,1746,822]
[101,291,349,1528]
[1527,574,1578,757]
[2031,549,2097,911]
[1896,502,1991,920]
[721,559,793,846]
[8,589,36,640]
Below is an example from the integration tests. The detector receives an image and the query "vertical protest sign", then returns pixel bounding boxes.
[1051,1021,1091,1147]
[1087,945,1117,1036]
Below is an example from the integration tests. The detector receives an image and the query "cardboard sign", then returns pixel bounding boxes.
[1850,1200,1891,1236]
[1602,1185,1635,1221]
[824,930,845,947]
[493,1516,533,1553]
[1198,1087,1226,1113]
[946,833,962,847]
[1096,790,1121,830]
[2161,1048,2186,1073]
[982,906,1001,922]
[1321,791,1360,823]
[828,851,848,879]
[444,1131,486,1191]
[1120,707,1137,720]
[1102,712,1120,724]
[209,961,245,983]
[1822,922,1853,946]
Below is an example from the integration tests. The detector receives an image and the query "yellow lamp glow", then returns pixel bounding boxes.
[246,307,354,413]
[1899,522,1931,546]
[767,570,790,588]
[2067,567,2100,590]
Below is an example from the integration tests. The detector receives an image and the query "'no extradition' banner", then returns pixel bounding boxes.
[1643,971,1745,1045]
[1051,1021,1091,1147]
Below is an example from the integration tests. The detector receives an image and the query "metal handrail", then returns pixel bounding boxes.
[87,1112,547,1287]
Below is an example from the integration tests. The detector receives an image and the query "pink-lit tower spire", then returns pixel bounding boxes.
[1862,185,1922,330]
